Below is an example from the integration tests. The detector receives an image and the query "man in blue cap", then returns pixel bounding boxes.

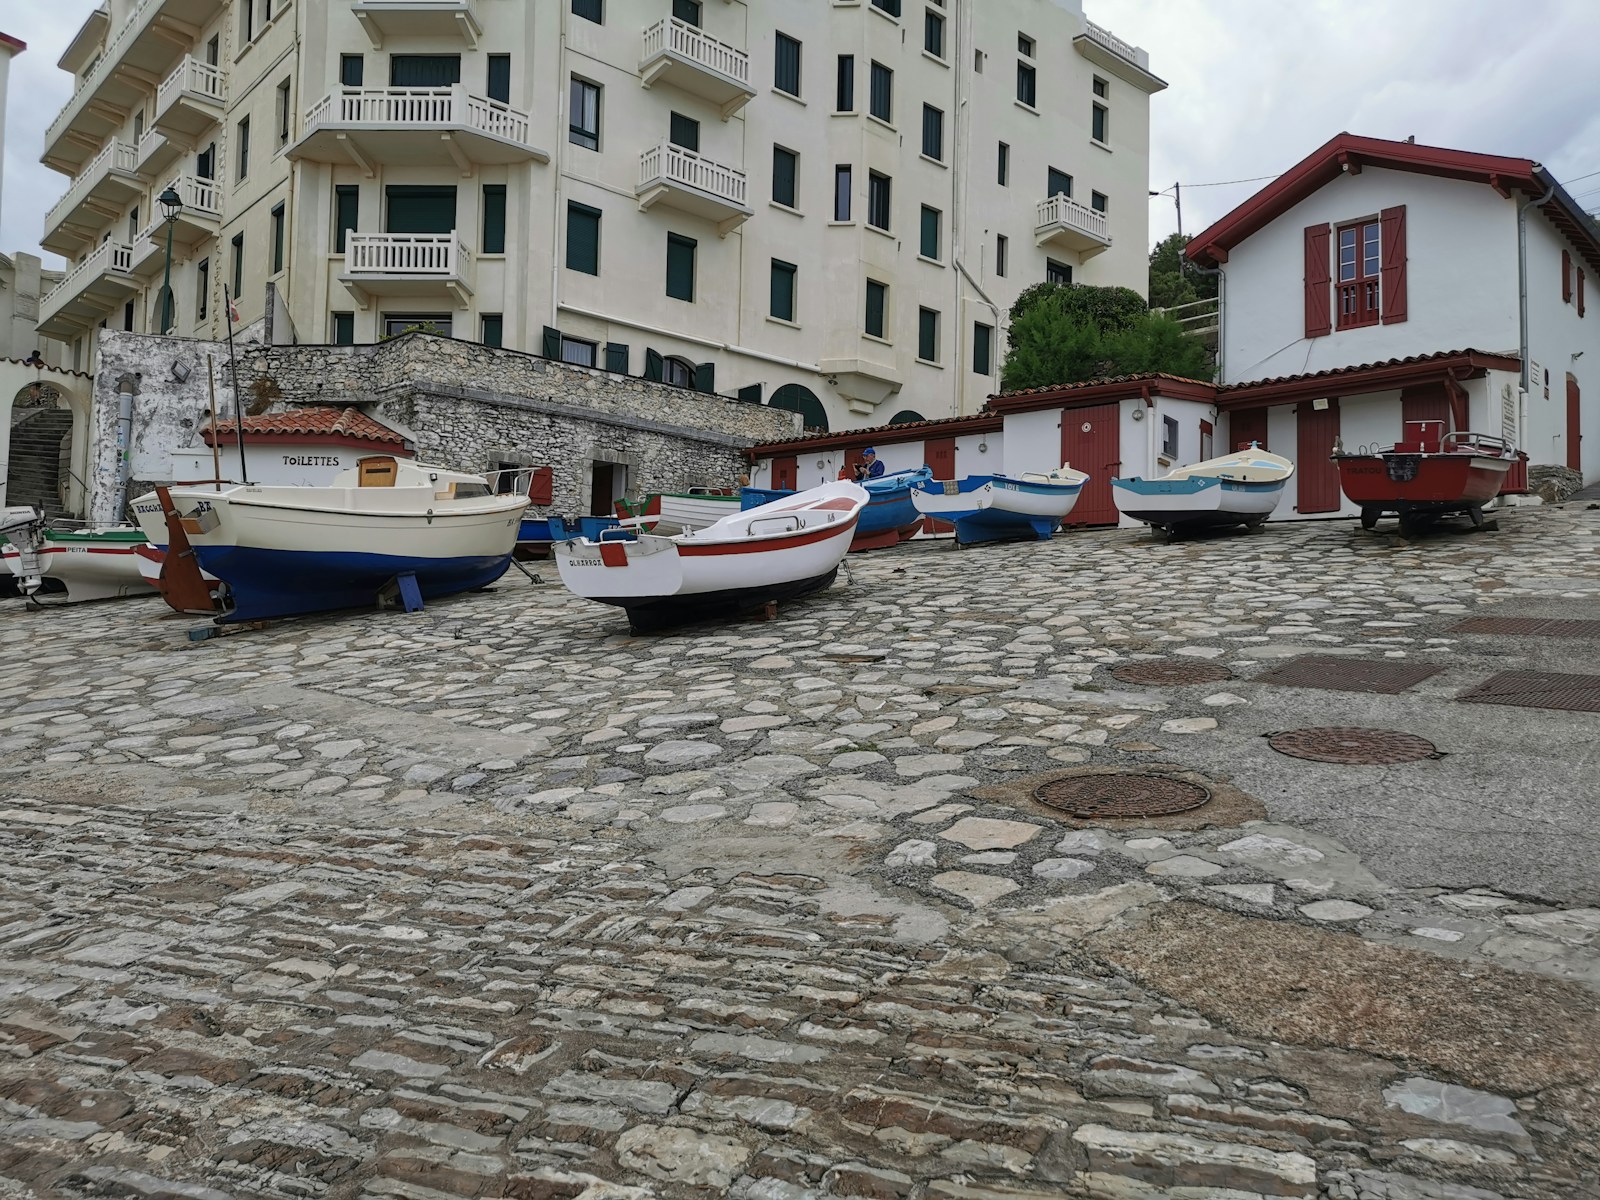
[853,448,886,482]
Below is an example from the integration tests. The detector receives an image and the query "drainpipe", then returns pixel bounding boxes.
[1519,175,1557,401]
[113,375,136,521]
[1190,261,1225,383]
[550,5,569,332]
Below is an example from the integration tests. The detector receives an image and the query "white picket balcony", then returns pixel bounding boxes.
[41,140,145,256]
[637,142,752,235]
[1073,18,1163,91]
[1035,194,1112,258]
[640,17,755,118]
[290,85,548,168]
[130,174,225,276]
[154,56,226,140]
[37,239,145,338]
[350,0,481,48]
[340,231,475,306]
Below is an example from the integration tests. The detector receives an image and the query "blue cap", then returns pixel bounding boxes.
[862,447,876,455]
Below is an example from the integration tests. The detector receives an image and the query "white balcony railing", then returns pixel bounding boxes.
[642,16,751,88]
[641,142,747,208]
[1036,194,1110,244]
[47,0,160,146]
[167,173,223,218]
[158,55,226,111]
[345,232,471,278]
[1082,20,1151,69]
[44,139,141,232]
[41,239,137,312]
[301,85,532,146]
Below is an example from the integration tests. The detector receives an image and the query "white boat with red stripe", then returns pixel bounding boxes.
[555,481,868,633]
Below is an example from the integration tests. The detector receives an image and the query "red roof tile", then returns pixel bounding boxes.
[203,406,407,446]
[1217,348,1520,394]
[748,410,1002,456]
[991,371,1214,400]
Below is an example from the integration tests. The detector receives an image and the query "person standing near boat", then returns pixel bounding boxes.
[853,448,886,482]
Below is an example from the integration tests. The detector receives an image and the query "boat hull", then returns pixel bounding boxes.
[1336,452,1511,526]
[742,468,927,552]
[2,530,154,603]
[911,475,1084,545]
[578,567,841,634]
[1112,477,1285,532]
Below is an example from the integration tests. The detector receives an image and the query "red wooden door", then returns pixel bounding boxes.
[1231,408,1268,451]
[1296,399,1342,514]
[771,455,797,490]
[1568,376,1582,472]
[842,447,867,480]
[1200,419,1214,461]
[1400,383,1450,429]
[1060,403,1120,525]
[923,436,956,533]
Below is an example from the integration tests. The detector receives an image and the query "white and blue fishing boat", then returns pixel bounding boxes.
[147,455,528,622]
[742,465,931,552]
[909,466,1090,546]
[1112,446,1295,538]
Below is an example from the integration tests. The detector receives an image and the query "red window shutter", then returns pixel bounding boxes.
[528,466,553,506]
[1379,205,1408,324]
[1303,224,1331,338]
[1563,249,1573,303]
[1580,271,1587,318]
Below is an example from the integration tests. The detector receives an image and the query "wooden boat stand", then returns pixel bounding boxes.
[155,485,224,615]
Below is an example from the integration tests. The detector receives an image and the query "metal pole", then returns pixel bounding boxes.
[160,219,176,334]
[205,354,222,490]
[223,285,250,484]
[1173,182,1184,280]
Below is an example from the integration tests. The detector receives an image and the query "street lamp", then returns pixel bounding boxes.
[158,184,183,335]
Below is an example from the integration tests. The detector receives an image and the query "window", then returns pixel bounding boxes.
[770,258,797,322]
[125,300,136,333]
[1046,259,1072,285]
[241,0,253,42]
[333,312,354,345]
[919,205,940,260]
[334,185,358,253]
[921,104,943,161]
[673,0,701,25]
[206,35,219,66]
[236,116,250,180]
[1092,102,1108,143]
[973,322,993,375]
[996,234,1008,278]
[1048,167,1072,197]
[998,141,1010,186]
[836,55,854,112]
[974,49,984,73]
[867,171,891,231]
[128,206,140,242]
[1093,77,1108,98]
[487,55,510,104]
[1336,219,1381,329]
[340,54,363,87]
[562,336,598,367]
[567,202,600,275]
[772,146,798,208]
[230,232,244,299]
[196,258,209,320]
[670,111,699,152]
[197,142,215,181]
[775,33,802,97]
[1091,191,1108,213]
[869,61,893,122]
[570,78,600,150]
[481,314,503,347]
[924,9,945,57]
[572,0,602,24]
[663,356,695,387]
[383,314,452,338]
[1017,59,1036,107]
[133,111,144,143]
[385,185,456,233]
[1561,248,1574,303]
[865,279,888,338]
[276,79,291,146]
[1018,33,1035,55]
[270,202,285,274]
[666,232,697,301]
[834,165,852,221]
[918,307,939,362]
[482,185,506,254]
[1161,416,1179,458]
[870,0,901,15]
[390,55,461,87]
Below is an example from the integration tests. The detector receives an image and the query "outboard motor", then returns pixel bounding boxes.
[0,507,46,597]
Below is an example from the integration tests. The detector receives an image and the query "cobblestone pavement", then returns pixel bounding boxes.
[3,504,1600,1200]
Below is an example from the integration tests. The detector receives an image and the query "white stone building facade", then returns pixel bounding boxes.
[35,0,1162,431]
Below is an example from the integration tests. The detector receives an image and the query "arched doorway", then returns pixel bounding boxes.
[1,362,93,519]
[770,383,829,432]
[888,409,926,424]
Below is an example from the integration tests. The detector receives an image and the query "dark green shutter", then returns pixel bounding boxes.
[670,112,699,151]
[1048,168,1072,198]
[836,55,853,111]
[386,185,457,234]
[773,147,796,207]
[694,363,715,394]
[865,281,885,338]
[271,203,285,273]
[340,55,364,86]
[737,383,763,404]
[542,326,561,359]
[481,315,503,347]
[482,185,506,254]
[770,259,795,321]
[644,348,664,381]
[775,33,800,96]
[333,312,354,345]
[605,342,629,374]
[389,55,462,87]
[571,0,602,22]
[918,309,937,361]
[673,0,701,25]
[974,323,992,375]
[922,105,942,160]
[666,234,696,301]
[486,55,510,103]
[566,203,600,275]
[334,185,358,253]
[920,207,938,259]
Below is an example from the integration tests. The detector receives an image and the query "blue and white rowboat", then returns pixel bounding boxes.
[909,465,1090,546]
[1112,446,1294,537]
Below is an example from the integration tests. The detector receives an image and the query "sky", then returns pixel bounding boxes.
[3,0,1599,266]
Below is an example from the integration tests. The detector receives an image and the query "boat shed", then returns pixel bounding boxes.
[170,406,416,489]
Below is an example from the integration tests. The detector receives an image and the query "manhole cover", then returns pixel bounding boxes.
[1111,661,1233,686]
[1034,774,1211,818]
[1267,727,1438,764]
[1453,617,1600,638]
[1457,670,1600,713]
[1253,655,1443,694]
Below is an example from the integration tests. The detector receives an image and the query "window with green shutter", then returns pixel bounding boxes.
[333,312,354,345]
[770,259,796,321]
[868,172,891,231]
[1048,167,1072,198]
[924,9,945,57]
[566,202,600,275]
[389,55,461,87]
[480,314,503,347]
[486,54,510,104]
[973,322,993,375]
[673,0,701,25]
[865,279,887,339]
[772,146,797,208]
[340,54,363,87]
[482,185,506,254]
[775,33,801,96]
[670,112,699,151]
[666,233,697,301]
[918,308,938,362]
[605,342,630,374]
[270,202,285,274]
[921,105,943,160]
[386,185,457,234]
[571,0,602,23]
[334,185,358,253]
[836,55,854,112]
[869,61,892,122]
[919,205,940,260]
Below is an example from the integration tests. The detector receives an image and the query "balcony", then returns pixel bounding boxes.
[339,232,474,307]
[135,127,184,177]
[1072,19,1167,93]
[41,140,145,257]
[1034,195,1112,258]
[640,17,754,119]
[154,56,225,141]
[43,0,229,173]
[128,175,224,276]
[36,239,146,338]
[636,142,751,236]
[351,0,481,49]
[288,87,548,174]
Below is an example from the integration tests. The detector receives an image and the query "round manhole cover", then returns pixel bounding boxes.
[1111,661,1233,686]
[1034,774,1211,819]
[1267,727,1438,765]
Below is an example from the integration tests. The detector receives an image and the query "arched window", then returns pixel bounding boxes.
[769,383,829,432]
[663,357,696,388]
[887,409,926,425]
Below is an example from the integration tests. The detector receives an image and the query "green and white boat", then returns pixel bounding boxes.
[1,507,155,603]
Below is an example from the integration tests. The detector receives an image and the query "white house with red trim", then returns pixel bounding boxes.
[165,406,414,488]
[1187,133,1600,499]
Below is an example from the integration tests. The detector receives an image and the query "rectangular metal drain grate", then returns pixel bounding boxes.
[1456,670,1600,713]
[1452,617,1600,638]
[1253,655,1444,694]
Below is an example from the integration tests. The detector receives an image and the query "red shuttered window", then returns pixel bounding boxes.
[1303,223,1332,338]
[1379,205,1407,324]
[1307,206,1408,336]
[1336,219,1381,329]
[1562,249,1573,303]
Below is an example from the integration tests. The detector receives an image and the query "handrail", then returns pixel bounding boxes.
[746,515,802,536]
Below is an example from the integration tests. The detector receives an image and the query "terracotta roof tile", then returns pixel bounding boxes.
[203,406,406,445]
[991,371,1214,400]
[1217,348,1520,393]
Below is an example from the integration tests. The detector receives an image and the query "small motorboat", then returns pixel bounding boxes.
[2,507,155,603]
[555,480,867,633]
[1112,445,1295,538]
[1334,422,1522,534]
[617,488,741,534]
[150,455,528,622]
[909,466,1090,546]
[741,466,931,552]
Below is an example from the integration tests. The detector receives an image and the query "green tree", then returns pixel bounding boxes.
[1000,283,1213,392]
[1147,232,1217,308]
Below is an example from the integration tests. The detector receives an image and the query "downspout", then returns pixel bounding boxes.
[550,4,569,331]
[1141,382,1156,479]
[1519,175,1557,400]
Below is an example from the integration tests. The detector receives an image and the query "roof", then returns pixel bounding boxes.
[987,371,1217,416]
[1216,349,1521,409]
[748,410,1003,457]
[0,33,25,54]
[1186,133,1600,275]
[202,406,408,448]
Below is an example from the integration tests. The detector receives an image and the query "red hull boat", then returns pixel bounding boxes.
[1334,422,1523,534]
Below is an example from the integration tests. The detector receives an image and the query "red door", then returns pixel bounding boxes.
[1568,376,1582,472]
[1060,403,1120,525]
[1400,383,1450,430]
[1200,419,1214,461]
[923,436,956,533]
[771,455,797,490]
[1231,408,1268,451]
[1296,399,1342,514]
[842,447,868,481]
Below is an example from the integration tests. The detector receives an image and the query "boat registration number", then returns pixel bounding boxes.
[565,557,605,567]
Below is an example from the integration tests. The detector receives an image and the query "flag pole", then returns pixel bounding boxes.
[223,285,250,485]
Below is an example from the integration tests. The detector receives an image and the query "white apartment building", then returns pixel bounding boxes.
[35,0,1162,430]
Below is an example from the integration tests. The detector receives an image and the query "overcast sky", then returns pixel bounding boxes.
[3,0,1598,266]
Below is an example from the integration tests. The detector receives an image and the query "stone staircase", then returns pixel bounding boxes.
[5,408,74,522]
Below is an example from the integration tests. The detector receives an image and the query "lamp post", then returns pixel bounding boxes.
[158,184,183,335]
